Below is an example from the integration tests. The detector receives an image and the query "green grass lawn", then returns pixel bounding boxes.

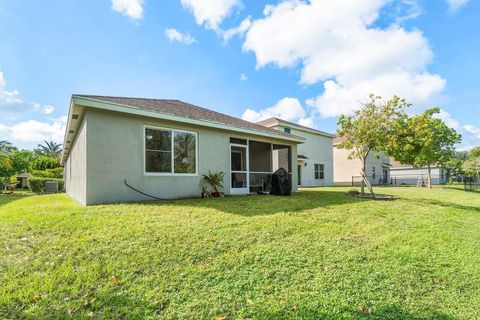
[1,187,479,319]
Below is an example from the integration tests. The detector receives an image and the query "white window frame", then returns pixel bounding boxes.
[143,125,198,176]
[314,163,325,180]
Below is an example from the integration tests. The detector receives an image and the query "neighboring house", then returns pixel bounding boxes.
[389,159,449,185]
[62,95,304,205]
[256,118,335,187]
[333,136,391,186]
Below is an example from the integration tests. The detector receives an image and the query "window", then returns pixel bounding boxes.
[284,127,291,134]
[145,127,197,174]
[230,137,247,145]
[314,164,325,180]
[372,167,376,179]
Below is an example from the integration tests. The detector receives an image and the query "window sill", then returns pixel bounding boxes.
[144,173,198,177]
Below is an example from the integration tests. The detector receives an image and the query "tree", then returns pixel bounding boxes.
[0,154,15,193]
[337,94,410,195]
[463,147,480,177]
[388,108,461,188]
[35,140,62,158]
[469,146,480,159]
[0,140,17,154]
[9,150,35,173]
[32,156,61,170]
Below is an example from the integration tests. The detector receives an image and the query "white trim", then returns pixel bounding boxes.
[230,143,249,195]
[314,163,325,180]
[143,124,199,176]
[262,118,335,138]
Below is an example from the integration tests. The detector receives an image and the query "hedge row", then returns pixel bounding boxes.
[28,178,65,194]
[31,168,63,179]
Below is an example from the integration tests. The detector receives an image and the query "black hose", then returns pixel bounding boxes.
[124,179,166,201]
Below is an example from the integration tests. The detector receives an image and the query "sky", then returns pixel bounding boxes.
[0,0,479,150]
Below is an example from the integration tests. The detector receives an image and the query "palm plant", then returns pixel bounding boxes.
[199,171,225,194]
[0,140,14,154]
[35,140,62,158]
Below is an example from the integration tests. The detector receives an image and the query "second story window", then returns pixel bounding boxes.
[284,127,291,134]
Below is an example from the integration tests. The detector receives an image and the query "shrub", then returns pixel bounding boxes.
[32,156,61,170]
[28,177,64,194]
[31,168,63,179]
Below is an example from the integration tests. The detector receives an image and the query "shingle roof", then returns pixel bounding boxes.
[333,135,346,145]
[256,117,334,137]
[75,95,300,140]
[390,158,409,168]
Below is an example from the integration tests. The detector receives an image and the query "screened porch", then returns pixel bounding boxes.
[230,138,292,194]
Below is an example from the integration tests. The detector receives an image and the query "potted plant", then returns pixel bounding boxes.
[199,171,225,198]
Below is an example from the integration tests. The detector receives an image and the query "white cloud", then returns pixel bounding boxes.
[435,109,460,129]
[446,0,470,13]
[243,0,445,118]
[242,97,314,128]
[165,28,197,45]
[112,0,144,20]
[0,116,67,146]
[43,105,55,115]
[240,73,248,81]
[464,125,480,139]
[459,124,480,150]
[306,72,446,117]
[0,68,55,119]
[0,69,22,106]
[222,16,252,41]
[181,0,241,31]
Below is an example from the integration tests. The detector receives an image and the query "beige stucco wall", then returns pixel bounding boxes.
[273,125,334,187]
[64,114,87,204]
[69,108,298,205]
[333,146,390,186]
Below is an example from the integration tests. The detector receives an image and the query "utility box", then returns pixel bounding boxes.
[45,180,59,194]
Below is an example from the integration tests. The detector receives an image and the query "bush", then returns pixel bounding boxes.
[32,156,61,170]
[31,168,63,178]
[28,177,64,194]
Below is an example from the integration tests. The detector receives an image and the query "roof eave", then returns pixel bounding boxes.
[62,95,304,162]
[260,117,335,138]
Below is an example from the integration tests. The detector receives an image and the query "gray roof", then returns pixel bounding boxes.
[75,95,301,140]
[333,135,346,145]
[256,117,334,137]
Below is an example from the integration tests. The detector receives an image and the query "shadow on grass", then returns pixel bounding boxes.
[399,196,480,213]
[442,186,480,194]
[161,190,367,217]
[265,304,455,320]
[0,192,32,208]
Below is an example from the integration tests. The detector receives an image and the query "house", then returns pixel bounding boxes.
[61,95,304,205]
[333,136,391,186]
[389,159,449,185]
[256,118,335,187]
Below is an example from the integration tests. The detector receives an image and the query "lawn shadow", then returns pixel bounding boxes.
[399,196,480,213]
[165,190,369,217]
[0,192,32,208]
[264,304,455,320]
[442,185,480,194]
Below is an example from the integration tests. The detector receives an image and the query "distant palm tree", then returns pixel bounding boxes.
[0,140,14,154]
[35,140,62,157]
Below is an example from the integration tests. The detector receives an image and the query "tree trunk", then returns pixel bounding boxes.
[427,164,432,189]
[361,158,367,195]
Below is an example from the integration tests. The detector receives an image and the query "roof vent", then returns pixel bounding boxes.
[72,114,79,120]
